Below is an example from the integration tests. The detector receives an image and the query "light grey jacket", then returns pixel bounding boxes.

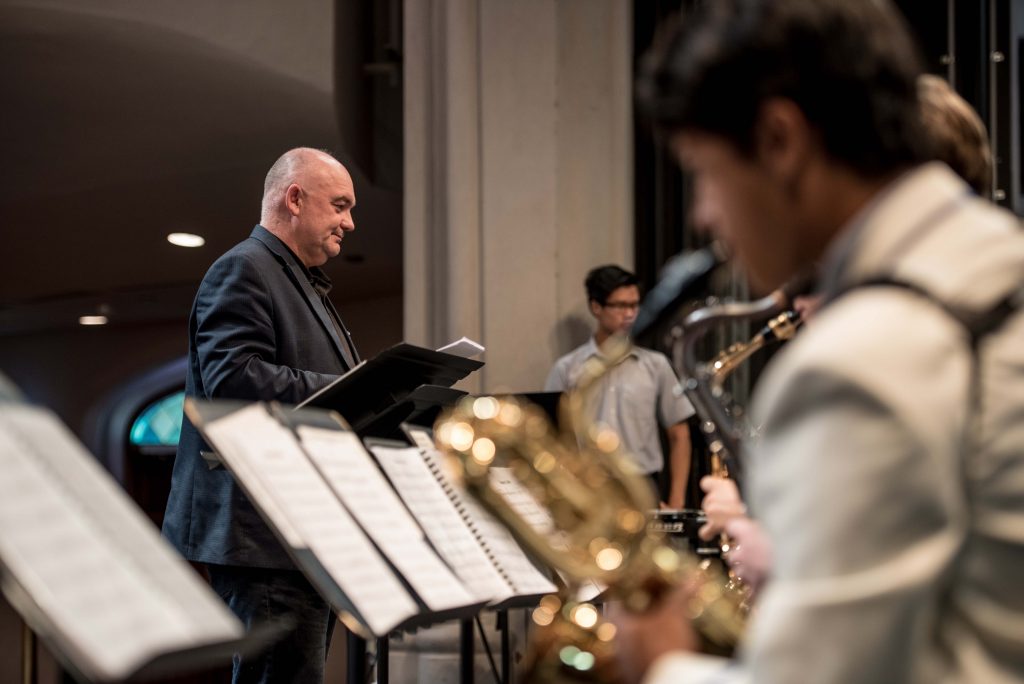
[648,163,1024,683]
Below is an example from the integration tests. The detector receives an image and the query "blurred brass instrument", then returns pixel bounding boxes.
[708,310,801,397]
[677,287,805,480]
[673,284,805,595]
[435,336,747,683]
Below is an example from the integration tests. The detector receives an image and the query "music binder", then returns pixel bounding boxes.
[0,401,277,683]
[403,426,606,604]
[394,426,559,605]
[186,399,487,638]
[297,343,483,438]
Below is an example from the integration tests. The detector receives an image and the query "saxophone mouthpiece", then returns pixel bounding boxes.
[778,268,818,307]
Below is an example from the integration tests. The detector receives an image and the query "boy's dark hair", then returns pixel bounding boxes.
[585,265,639,305]
[637,0,926,177]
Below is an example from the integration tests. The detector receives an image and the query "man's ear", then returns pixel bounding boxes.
[754,98,814,196]
[285,183,303,217]
[589,299,602,318]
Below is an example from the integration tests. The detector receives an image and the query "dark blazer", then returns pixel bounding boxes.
[162,225,358,569]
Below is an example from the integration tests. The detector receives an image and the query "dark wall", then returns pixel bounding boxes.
[632,0,1024,270]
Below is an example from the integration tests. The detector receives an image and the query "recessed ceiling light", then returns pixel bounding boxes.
[167,232,205,248]
[79,315,108,326]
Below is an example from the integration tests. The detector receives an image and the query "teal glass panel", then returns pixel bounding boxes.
[129,390,185,446]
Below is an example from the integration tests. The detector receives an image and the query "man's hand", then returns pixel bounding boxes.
[722,517,773,595]
[609,583,700,684]
[698,476,747,541]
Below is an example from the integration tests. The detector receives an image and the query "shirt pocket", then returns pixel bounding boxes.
[620,371,659,434]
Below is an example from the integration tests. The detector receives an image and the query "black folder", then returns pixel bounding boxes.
[297,343,483,438]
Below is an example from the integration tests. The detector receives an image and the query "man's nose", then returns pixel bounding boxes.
[341,212,355,231]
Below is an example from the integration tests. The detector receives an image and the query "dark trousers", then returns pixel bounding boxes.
[207,564,336,684]
[647,470,663,504]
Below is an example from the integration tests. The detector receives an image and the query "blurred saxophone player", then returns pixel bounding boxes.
[613,1,1024,683]
[545,265,696,507]
[918,73,993,197]
[697,72,999,596]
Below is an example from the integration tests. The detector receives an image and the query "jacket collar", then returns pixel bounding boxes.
[249,225,334,290]
[248,225,353,370]
[819,163,972,301]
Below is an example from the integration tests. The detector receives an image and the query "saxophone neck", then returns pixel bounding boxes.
[709,310,802,388]
[709,338,767,388]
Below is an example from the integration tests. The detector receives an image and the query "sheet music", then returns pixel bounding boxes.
[488,468,558,536]
[576,579,607,603]
[457,495,559,596]
[488,469,606,597]
[295,426,476,612]
[0,405,243,681]
[202,405,417,635]
[406,427,438,453]
[369,444,515,605]
[406,431,557,597]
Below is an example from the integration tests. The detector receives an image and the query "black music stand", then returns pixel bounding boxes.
[298,343,483,439]
[188,400,490,684]
[0,400,281,684]
[514,391,563,429]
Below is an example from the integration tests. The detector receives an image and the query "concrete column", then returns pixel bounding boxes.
[404,0,633,394]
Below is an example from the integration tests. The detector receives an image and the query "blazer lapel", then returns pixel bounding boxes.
[250,226,354,370]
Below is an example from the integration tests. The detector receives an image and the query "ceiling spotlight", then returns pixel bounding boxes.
[79,315,108,326]
[167,232,205,248]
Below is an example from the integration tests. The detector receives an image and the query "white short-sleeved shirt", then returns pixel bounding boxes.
[544,338,695,475]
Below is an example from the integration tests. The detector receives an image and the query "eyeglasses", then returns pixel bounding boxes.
[601,300,640,311]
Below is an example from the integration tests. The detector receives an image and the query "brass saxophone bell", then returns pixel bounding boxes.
[435,339,749,682]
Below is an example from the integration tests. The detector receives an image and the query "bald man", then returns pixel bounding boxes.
[163,148,360,683]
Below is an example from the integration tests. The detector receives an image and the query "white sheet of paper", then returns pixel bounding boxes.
[203,405,417,635]
[435,336,485,358]
[295,426,476,612]
[406,428,437,453]
[576,579,607,603]
[369,444,514,604]
[0,406,243,681]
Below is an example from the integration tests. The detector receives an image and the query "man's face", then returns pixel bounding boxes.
[591,285,641,337]
[672,131,802,293]
[292,161,356,267]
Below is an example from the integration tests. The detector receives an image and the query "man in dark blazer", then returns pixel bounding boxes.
[163,147,360,683]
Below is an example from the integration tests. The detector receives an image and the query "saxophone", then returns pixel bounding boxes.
[671,281,806,605]
[435,336,747,683]
[675,278,808,480]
